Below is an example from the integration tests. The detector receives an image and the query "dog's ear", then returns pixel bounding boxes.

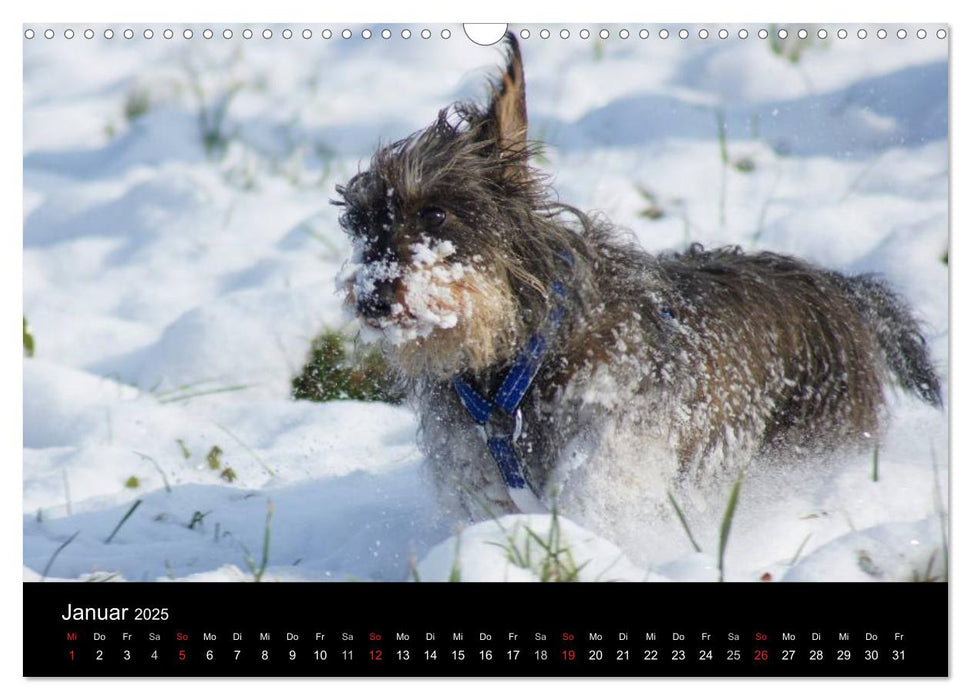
[488,32,528,162]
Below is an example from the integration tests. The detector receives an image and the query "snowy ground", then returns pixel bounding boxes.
[23,24,948,583]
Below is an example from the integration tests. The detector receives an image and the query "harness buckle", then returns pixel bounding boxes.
[483,407,523,442]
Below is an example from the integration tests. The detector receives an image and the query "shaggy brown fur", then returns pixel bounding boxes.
[333,34,941,522]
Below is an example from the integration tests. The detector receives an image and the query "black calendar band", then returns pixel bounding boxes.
[23,582,947,677]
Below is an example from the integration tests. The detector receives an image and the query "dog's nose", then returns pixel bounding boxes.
[357,280,396,319]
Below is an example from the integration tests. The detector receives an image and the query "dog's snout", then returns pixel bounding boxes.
[357,280,396,319]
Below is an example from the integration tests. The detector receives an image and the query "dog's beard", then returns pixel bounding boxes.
[338,237,523,379]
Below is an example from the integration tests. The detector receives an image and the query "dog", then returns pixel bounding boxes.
[333,34,942,536]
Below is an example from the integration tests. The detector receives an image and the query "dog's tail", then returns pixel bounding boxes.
[839,274,943,406]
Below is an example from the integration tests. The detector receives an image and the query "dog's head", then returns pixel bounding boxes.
[333,34,566,379]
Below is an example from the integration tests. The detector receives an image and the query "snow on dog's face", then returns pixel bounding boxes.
[339,232,466,340]
[334,162,522,379]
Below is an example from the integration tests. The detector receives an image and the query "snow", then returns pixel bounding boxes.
[23,26,947,583]
[415,515,661,582]
[349,235,472,344]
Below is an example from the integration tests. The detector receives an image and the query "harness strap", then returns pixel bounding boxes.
[452,280,569,514]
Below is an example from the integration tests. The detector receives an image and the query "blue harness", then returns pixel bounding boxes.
[452,281,568,513]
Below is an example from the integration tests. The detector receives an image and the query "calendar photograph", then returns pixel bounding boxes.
[23,22,948,594]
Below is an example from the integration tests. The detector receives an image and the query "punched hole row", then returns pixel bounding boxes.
[24,26,948,41]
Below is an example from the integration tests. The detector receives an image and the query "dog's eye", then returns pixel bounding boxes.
[419,206,447,231]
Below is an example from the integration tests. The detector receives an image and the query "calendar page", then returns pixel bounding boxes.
[22,22,949,677]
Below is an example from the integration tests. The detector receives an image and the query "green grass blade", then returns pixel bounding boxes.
[255,500,274,582]
[133,451,172,493]
[23,316,35,357]
[448,533,462,582]
[104,499,142,544]
[789,534,812,567]
[215,422,277,477]
[158,384,251,404]
[41,530,80,581]
[718,475,744,583]
[930,446,948,580]
[667,492,702,553]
